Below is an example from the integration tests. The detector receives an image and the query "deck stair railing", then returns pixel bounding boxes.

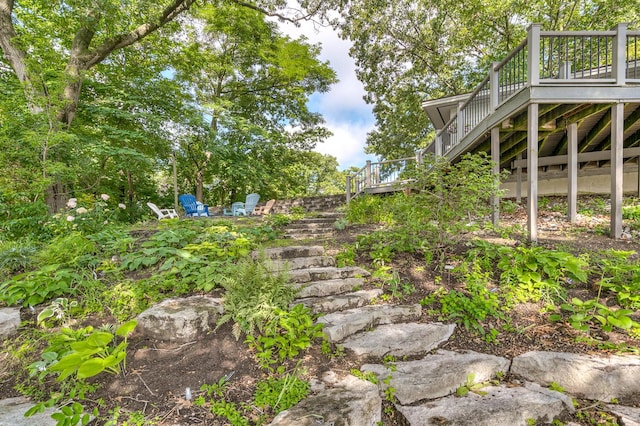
[347,24,640,202]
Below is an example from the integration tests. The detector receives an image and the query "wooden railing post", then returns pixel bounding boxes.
[365,160,372,191]
[346,175,352,204]
[435,133,442,156]
[490,61,500,111]
[613,23,627,85]
[457,102,465,139]
[527,24,541,86]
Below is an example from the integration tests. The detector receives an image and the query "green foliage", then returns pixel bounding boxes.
[217,258,297,339]
[246,305,324,371]
[44,321,137,381]
[37,298,78,328]
[50,402,94,426]
[350,369,379,384]
[0,264,81,307]
[593,250,640,309]
[35,232,98,268]
[455,373,489,397]
[345,195,393,225]
[209,400,249,426]
[335,244,357,267]
[0,238,38,277]
[254,371,310,415]
[551,297,640,333]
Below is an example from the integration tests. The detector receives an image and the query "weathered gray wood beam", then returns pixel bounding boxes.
[511,147,640,168]
[579,109,611,153]
[552,104,613,155]
[568,122,578,223]
[611,103,624,239]
[527,104,539,242]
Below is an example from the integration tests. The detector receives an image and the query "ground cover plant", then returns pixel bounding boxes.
[1,163,640,424]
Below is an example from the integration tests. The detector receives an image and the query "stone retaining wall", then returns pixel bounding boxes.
[269,194,346,214]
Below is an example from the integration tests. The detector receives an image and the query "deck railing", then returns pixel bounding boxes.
[347,24,640,201]
[346,157,418,202]
[427,24,640,159]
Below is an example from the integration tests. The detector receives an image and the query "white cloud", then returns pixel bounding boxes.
[278,17,377,170]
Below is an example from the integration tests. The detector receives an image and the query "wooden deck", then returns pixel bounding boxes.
[347,24,640,240]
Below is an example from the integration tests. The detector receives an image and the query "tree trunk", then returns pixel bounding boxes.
[45,181,68,214]
[196,170,204,202]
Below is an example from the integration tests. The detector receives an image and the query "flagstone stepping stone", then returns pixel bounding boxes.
[294,277,366,298]
[0,307,20,339]
[288,266,370,284]
[396,382,574,426]
[361,350,510,405]
[318,304,422,343]
[0,396,57,426]
[606,404,640,426]
[341,322,455,358]
[511,351,640,402]
[295,289,383,313]
[269,373,381,426]
[135,295,224,343]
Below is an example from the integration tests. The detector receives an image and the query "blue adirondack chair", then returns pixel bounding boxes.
[179,194,209,217]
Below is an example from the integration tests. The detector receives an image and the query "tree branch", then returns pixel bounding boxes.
[82,0,198,69]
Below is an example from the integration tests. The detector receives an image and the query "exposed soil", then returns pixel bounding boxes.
[2,196,640,425]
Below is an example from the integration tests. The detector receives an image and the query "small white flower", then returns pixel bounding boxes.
[66,215,75,222]
[76,207,88,214]
[101,194,110,201]
[67,198,77,208]
[118,203,126,209]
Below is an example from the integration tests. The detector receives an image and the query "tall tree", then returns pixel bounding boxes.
[0,0,331,210]
[172,3,337,204]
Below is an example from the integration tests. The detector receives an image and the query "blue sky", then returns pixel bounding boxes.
[279,20,378,171]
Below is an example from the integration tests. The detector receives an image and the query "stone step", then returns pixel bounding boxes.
[295,289,383,314]
[361,350,511,405]
[269,372,381,425]
[253,245,325,260]
[266,256,336,272]
[511,351,640,402]
[288,266,370,284]
[284,232,335,240]
[318,304,422,343]
[396,382,574,426]
[286,222,336,230]
[340,322,455,358]
[294,277,366,298]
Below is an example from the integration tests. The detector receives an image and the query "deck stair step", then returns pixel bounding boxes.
[295,289,383,314]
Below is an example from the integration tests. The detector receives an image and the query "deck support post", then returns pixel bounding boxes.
[516,153,522,203]
[611,103,624,239]
[491,127,500,226]
[435,134,442,157]
[637,157,640,197]
[346,175,352,204]
[527,103,539,242]
[567,122,578,223]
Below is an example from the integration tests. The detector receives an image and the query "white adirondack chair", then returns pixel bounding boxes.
[147,202,179,219]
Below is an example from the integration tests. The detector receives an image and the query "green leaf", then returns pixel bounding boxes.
[608,315,633,330]
[116,320,137,337]
[77,358,106,379]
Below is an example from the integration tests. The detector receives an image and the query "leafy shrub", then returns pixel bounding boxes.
[0,264,81,307]
[345,194,393,225]
[254,371,310,415]
[0,238,38,277]
[217,259,297,339]
[34,232,97,268]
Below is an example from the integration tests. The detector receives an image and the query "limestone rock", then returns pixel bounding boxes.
[296,289,383,313]
[266,256,335,272]
[396,382,574,426]
[511,351,640,402]
[135,296,224,342]
[0,397,57,426]
[318,304,422,343]
[341,322,455,358]
[269,373,381,426]
[606,404,640,426]
[254,246,325,260]
[295,277,365,298]
[0,307,21,339]
[288,266,370,284]
[362,350,510,405]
